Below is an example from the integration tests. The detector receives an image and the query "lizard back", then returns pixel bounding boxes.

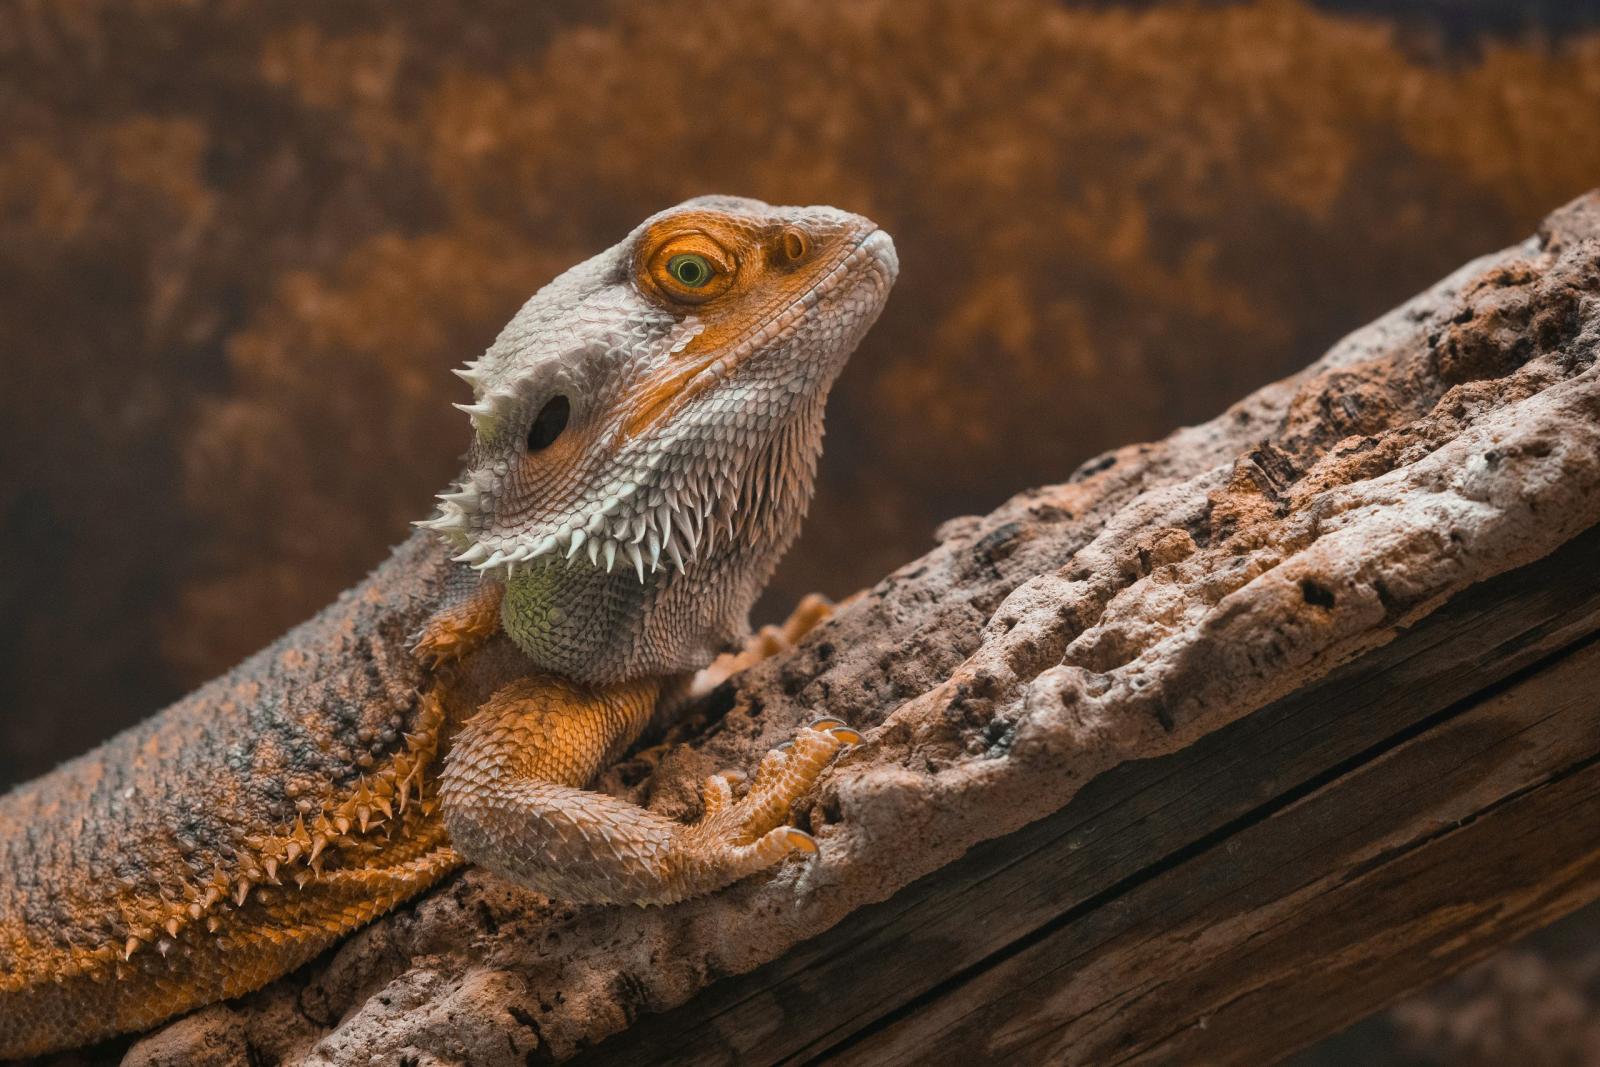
[0,532,466,1056]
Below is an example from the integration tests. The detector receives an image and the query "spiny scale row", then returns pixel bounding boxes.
[444,357,509,424]
[54,694,449,979]
[422,465,746,584]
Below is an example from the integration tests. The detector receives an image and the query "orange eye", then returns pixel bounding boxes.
[645,232,735,304]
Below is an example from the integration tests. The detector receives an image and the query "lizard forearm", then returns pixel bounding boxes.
[441,673,860,905]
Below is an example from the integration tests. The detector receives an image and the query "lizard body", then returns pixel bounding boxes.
[0,197,897,1057]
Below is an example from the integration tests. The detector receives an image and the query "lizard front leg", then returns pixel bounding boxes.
[439,674,859,905]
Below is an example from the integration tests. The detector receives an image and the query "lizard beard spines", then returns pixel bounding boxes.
[434,466,722,584]
[427,392,822,592]
[416,466,499,550]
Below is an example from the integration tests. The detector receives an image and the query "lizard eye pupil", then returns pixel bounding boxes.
[666,253,713,288]
[527,395,570,452]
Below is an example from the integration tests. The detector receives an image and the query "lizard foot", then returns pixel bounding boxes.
[440,680,863,905]
[692,592,855,696]
[674,718,862,886]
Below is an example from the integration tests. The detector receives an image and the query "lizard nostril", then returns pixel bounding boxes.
[780,227,809,263]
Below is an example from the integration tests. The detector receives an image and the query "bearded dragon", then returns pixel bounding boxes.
[0,196,897,1057]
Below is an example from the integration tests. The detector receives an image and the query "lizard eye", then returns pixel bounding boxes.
[644,233,734,304]
[527,395,570,452]
[666,253,714,288]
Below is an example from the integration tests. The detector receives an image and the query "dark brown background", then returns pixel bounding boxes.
[9,0,1600,788]
[3,1,1600,1061]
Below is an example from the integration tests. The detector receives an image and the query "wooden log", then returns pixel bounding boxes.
[578,521,1600,1066]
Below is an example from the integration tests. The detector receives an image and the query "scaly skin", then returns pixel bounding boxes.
[0,197,897,1057]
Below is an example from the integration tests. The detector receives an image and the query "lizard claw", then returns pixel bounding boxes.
[678,718,857,884]
[781,828,819,854]
[808,717,864,745]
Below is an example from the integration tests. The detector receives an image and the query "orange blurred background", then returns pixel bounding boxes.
[4,0,1600,790]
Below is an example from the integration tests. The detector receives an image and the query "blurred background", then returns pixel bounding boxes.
[2,2,1599,1059]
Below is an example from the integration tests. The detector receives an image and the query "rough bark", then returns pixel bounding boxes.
[115,192,1600,1066]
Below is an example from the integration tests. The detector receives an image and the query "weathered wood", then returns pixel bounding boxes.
[580,521,1600,1066]
[842,618,1600,1065]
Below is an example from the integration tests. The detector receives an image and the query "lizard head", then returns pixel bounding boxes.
[417,196,897,589]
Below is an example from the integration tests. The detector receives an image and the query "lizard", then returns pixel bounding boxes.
[0,195,898,1058]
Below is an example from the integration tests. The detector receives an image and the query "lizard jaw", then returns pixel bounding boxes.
[441,386,817,585]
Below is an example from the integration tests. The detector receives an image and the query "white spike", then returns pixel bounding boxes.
[529,534,558,559]
[477,549,508,572]
[625,543,645,583]
[666,537,685,574]
[603,539,617,573]
[451,367,482,387]
[452,543,490,565]
[566,529,587,560]
[586,536,601,565]
[631,516,647,544]
[646,528,661,570]
[657,504,673,548]
[414,513,459,533]
[453,401,493,417]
